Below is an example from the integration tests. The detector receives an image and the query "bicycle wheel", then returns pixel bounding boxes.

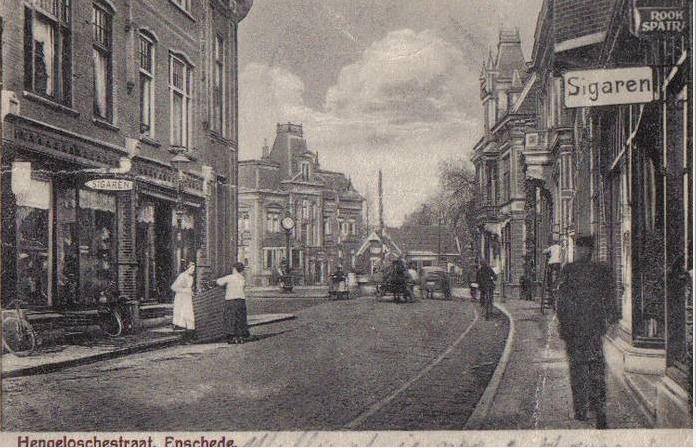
[99,308,123,337]
[2,317,36,357]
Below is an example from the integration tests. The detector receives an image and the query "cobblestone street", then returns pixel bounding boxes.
[2,296,508,431]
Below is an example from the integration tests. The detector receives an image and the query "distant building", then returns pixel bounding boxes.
[238,123,364,286]
[355,225,463,277]
[471,29,533,299]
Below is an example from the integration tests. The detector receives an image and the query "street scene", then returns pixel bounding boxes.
[0,0,693,443]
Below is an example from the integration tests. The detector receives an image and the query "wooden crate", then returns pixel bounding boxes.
[191,286,226,343]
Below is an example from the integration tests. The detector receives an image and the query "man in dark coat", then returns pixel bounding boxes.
[556,235,619,429]
[476,259,497,319]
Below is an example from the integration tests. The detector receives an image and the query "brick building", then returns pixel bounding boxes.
[1,0,252,326]
[238,123,364,286]
[471,29,534,299]
[516,0,691,427]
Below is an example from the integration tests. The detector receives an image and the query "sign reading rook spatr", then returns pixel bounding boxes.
[633,5,686,35]
[563,67,655,108]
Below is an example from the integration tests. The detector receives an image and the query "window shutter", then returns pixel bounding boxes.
[24,8,33,91]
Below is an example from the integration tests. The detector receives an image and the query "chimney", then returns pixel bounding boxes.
[378,169,384,237]
[261,139,270,159]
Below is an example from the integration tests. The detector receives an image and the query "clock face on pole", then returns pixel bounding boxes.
[281,216,295,230]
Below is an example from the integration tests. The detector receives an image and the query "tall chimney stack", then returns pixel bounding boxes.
[378,169,384,237]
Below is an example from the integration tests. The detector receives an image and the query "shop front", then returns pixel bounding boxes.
[1,115,208,330]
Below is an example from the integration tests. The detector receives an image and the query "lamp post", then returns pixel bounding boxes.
[281,214,296,292]
[171,152,191,274]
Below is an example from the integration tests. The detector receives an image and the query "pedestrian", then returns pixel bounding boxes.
[216,262,251,344]
[476,259,497,319]
[543,240,564,288]
[520,274,530,301]
[556,235,619,429]
[171,262,196,340]
[407,262,419,301]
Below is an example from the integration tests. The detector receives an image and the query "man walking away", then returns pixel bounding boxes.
[557,236,619,429]
[476,260,497,319]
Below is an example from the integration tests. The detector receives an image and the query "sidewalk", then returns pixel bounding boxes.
[466,299,652,430]
[1,313,294,379]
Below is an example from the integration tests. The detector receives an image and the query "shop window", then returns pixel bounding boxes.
[136,203,158,302]
[23,1,72,104]
[78,189,117,304]
[13,172,51,307]
[92,2,113,120]
[139,32,155,135]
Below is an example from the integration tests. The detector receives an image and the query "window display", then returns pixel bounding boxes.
[14,176,51,307]
[78,189,117,304]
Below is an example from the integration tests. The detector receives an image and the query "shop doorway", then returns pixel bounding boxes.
[155,202,174,302]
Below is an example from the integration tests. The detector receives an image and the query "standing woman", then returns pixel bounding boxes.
[171,262,196,340]
[217,262,250,344]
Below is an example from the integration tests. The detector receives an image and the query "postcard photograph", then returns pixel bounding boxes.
[0,0,693,446]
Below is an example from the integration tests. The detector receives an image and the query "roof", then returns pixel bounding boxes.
[385,225,460,255]
[495,29,527,80]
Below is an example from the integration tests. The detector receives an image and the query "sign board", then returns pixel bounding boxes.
[85,178,133,191]
[563,67,655,108]
[632,3,686,36]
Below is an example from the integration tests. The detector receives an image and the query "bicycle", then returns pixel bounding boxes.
[2,299,37,357]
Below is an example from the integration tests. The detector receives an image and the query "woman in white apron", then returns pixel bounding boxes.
[171,262,196,339]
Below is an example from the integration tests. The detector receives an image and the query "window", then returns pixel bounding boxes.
[211,35,224,135]
[501,156,510,203]
[239,211,250,232]
[170,54,192,148]
[302,200,309,220]
[24,0,72,104]
[139,33,155,135]
[301,161,310,181]
[263,248,285,270]
[92,3,112,120]
[324,217,332,235]
[266,211,280,233]
[13,168,51,307]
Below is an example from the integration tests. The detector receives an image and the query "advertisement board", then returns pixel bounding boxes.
[563,67,655,108]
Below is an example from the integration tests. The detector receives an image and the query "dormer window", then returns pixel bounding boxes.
[300,161,310,181]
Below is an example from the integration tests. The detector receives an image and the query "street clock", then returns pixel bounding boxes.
[281,216,296,231]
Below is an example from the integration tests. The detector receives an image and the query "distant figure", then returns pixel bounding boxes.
[543,240,564,288]
[217,262,250,344]
[557,236,619,429]
[171,262,196,339]
[406,262,419,301]
[476,260,497,319]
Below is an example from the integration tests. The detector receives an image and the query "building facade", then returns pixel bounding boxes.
[238,123,364,286]
[516,0,691,427]
[1,0,252,324]
[471,29,534,299]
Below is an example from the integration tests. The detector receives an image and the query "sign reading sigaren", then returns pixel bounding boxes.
[563,67,655,108]
[85,178,134,191]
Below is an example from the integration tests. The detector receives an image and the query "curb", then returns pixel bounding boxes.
[2,335,183,379]
[3,314,296,379]
[464,300,516,429]
[248,314,296,327]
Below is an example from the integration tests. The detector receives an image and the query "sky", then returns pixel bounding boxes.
[238,0,543,226]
